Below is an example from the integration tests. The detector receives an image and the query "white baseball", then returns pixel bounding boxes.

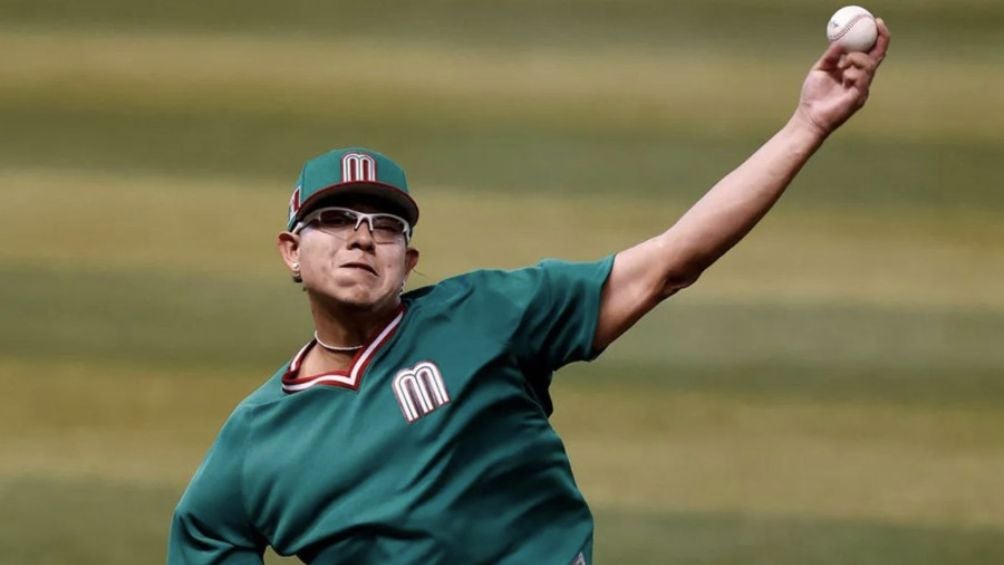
[827,6,878,52]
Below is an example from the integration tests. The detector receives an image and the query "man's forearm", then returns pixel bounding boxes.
[655,112,826,293]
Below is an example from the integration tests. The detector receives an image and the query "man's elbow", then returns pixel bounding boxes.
[658,264,703,300]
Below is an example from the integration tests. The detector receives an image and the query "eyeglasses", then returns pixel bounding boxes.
[293,207,412,244]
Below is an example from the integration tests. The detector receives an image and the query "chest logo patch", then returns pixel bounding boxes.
[392,361,450,423]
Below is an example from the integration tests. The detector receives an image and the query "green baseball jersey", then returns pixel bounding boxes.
[169,256,614,564]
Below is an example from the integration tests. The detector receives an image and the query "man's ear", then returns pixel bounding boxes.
[277,231,301,275]
[405,247,420,279]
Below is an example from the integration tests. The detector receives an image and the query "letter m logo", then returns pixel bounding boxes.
[393,362,450,423]
[342,152,377,183]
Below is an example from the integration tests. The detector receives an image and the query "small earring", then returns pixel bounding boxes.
[292,262,300,270]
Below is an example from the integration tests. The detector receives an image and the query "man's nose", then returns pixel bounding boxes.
[346,220,375,248]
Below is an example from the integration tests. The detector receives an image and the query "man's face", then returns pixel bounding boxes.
[282,198,418,311]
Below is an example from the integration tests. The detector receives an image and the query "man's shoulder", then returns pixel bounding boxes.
[403,257,613,309]
[403,264,541,304]
[234,363,289,410]
[401,268,525,322]
[204,365,286,441]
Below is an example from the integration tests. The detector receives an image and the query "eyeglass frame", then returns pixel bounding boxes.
[292,206,413,244]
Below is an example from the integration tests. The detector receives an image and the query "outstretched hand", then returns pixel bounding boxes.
[796,18,890,137]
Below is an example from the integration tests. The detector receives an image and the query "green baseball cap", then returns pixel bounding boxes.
[286,147,419,231]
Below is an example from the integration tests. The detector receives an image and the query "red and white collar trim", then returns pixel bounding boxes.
[282,307,405,394]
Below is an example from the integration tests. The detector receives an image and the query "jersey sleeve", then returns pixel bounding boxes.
[168,406,266,565]
[509,256,615,372]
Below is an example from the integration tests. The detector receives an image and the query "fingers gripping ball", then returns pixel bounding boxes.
[827,6,878,52]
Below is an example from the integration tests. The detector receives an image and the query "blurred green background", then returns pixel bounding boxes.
[1,0,1002,563]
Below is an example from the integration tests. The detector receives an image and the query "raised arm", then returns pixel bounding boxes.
[594,20,890,351]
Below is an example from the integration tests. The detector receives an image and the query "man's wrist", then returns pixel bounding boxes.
[785,109,830,149]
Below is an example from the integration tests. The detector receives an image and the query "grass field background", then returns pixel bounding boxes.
[1,1,1002,563]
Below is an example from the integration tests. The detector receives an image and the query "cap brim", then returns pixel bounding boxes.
[296,182,420,228]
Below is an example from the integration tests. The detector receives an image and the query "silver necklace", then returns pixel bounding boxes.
[313,331,365,352]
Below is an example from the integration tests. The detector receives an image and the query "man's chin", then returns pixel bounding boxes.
[310,285,387,312]
[336,295,381,312]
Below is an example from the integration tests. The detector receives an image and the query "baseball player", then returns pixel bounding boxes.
[169,24,889,564]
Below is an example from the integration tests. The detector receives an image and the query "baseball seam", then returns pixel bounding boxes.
[829,13,870,42]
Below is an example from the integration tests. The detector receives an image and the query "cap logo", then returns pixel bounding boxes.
[342,152,377,183]
[288,186,302,222]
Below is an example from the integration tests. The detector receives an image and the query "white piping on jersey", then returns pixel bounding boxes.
[282,309,404,393]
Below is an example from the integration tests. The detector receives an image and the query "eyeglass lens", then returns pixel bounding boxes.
[315,209,407,243]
